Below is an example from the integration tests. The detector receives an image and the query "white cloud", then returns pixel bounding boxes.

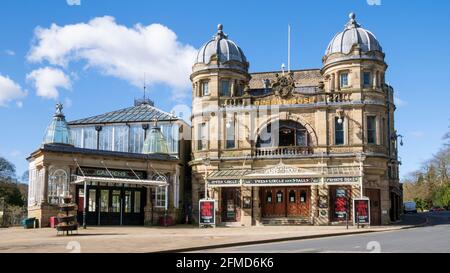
[26,67,71,99]
[27,16,197,98]
[5,50,15,56]
[67,0,81,5]
[0,74,27,107]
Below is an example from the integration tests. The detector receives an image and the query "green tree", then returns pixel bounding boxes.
[0,156,16,181]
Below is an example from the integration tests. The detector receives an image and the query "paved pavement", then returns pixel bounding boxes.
[194,212,450,253]
[0,216,422,253]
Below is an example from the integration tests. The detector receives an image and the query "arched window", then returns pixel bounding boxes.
[276,191,283,203]
[289,190,296,203]
[266,191,272,203]
[256,120,310,148]
[48,169,68,205]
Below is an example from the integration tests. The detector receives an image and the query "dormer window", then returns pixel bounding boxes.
[340,72,349,88]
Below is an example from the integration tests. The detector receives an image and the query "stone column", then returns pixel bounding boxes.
[252,187,261,226]
[42,165,49,205]
[335,73,340,91]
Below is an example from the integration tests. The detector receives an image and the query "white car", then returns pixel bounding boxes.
[403,201,417,214]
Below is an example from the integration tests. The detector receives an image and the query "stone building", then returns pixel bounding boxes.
[190,13,402,226]
[27,99,190,227]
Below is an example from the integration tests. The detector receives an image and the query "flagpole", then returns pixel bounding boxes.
[288,24,291,73]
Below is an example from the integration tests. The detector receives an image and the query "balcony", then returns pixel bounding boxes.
[253,146,313,158]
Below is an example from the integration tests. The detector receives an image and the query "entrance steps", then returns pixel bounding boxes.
[262,217,311,226]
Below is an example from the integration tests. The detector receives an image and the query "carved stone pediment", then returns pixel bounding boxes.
[271,72,295,99]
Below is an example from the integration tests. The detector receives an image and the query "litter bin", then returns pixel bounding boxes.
[22,217,36,229]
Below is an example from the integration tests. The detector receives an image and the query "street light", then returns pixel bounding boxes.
[203,158,210,200]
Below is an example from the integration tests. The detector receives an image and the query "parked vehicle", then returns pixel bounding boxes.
[403,201,417,214]
[429,206,445,212]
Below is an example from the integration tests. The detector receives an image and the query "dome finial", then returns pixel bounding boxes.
[346,12,360,29]
[217,23,223,32]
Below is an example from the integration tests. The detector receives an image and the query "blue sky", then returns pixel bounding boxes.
[0,0,449,180]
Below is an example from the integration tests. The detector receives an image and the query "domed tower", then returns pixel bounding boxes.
[322,13,386,93]
[190,24,250,220]
[43,103,72,146]
[191,24,250,158]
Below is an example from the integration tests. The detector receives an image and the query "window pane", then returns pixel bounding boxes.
[88,189,96,212]
[129,125,145,153]
[201,81,209,96]
[340,73,348,87]
[363,72,371,86]
[125,191,132,213]
[112,190,121,212]
[71,127,83,147]
[226,118,235,149]
[367,116,376,144]
[220,80,230,96]
[83,127,97,149]
[134,191,141,213]
[198,123,206,150]
[99,126,113,151]
[114,125,129,152]
[296,130,307,146]
[335,117,344,145]
[100,190,109,212]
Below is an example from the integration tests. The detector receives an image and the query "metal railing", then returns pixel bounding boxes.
[254,146,313,158]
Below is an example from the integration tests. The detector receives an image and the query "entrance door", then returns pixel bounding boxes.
[261,187,310,218]
[287,187,310,217]
[365,189,381,225]
[221,188,241,222]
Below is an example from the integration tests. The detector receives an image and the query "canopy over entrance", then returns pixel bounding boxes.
[207,163,361,187]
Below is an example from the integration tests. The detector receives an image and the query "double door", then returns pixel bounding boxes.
[77,186,146,226]
[261,187,310,218]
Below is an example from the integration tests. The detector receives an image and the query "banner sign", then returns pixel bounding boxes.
[78,167,146,180]
[244,177,320,185]
[325,177,359,183]
[208,177,359,186]
[208,179,240,186]
[199,199,216,226]
[353,198,370,225]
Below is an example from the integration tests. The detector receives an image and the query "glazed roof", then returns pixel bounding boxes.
[68,102,178,125]
[43,103,72,146]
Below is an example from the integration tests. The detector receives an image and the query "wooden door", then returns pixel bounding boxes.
[261,188,274,217]
[365,189,381,225]
[273,188,286,217]
[286,187,310,217]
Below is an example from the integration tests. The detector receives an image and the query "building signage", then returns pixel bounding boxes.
[326,177,359,183]
[245,177,319,185]
[353,198,370,225]
[208,179,240,186]
[199,199,216,227]
[78,167,146,180]
[254,97,316,106]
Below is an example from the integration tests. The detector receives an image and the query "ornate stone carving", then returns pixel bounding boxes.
[271,72,295,99]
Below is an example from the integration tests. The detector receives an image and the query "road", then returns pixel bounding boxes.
[198,211,450,253]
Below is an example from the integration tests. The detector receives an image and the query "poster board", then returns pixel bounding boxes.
[353,198,370,225]
[199,199,216,227]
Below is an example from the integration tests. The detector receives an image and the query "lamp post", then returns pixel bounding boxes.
[358,152,366,198]
[203,158,210,199]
